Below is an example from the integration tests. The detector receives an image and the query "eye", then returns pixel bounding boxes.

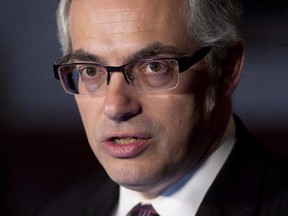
[148,62,162,72]
[78,65,104,80]
[143,61,168,74]
[81,66,98,77]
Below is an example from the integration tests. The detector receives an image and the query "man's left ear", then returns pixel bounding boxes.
[217,41,245,96]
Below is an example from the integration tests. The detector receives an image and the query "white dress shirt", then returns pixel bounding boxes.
[113,116,236,216]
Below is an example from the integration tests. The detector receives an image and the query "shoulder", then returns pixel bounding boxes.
[31,173,119,216]
[199,116,288,215]
[233,116,288,170]
[234,116,288,188]
[231,116,288,213]
[258,150,288,215]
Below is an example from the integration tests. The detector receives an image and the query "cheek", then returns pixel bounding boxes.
[146,94,198,148]
[75,97,102,140]
[148,92,209,162]
[150,94,196,126]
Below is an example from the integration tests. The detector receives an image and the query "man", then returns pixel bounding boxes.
[34,0,288,215]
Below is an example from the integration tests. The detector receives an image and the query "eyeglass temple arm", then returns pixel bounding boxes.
[178,46,212,73]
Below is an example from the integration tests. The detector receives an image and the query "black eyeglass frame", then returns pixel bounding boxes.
[53,46,212,93]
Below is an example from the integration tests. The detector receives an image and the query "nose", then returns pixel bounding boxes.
[103,73,141,122]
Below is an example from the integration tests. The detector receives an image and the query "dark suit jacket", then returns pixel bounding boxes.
[32,118,288,216]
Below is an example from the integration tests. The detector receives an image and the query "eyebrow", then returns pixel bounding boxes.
[69,49,103,63]
[68,42,187,65]
[130,42,187,62]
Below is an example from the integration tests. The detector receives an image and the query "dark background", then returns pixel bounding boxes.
[0,0,288,215]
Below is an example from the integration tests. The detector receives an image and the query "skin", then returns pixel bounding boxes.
[69,0,244,199]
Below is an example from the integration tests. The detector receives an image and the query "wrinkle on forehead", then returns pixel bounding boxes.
[71,7,152,39]
[87,9,144,24]
[70,0,187,31]
[87,8,148,35]
[70,0,194,63]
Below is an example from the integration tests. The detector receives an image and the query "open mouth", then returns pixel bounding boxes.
[112,137,138,145]
[103,135,150,158]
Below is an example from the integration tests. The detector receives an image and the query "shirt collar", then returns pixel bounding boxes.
[114,116,236,216]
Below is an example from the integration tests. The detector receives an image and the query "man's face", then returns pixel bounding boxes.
[70,0,218,198]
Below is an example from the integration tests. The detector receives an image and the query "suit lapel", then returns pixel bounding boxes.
[196,117,267,216]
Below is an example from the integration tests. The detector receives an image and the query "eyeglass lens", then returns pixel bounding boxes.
[58,59,180,95]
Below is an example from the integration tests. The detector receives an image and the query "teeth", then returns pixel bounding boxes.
[114,138,137,145]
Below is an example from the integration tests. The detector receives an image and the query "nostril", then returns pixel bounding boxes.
[118,112,138,122]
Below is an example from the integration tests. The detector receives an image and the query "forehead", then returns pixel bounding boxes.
[69,0,194,60]
[70,0,187,22]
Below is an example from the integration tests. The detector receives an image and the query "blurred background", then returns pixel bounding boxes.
[0,0,287,215]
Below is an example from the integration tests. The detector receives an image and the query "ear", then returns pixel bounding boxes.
[216,41,245,96]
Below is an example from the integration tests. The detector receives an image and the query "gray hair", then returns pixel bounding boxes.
[57,0,242,55]
[183,0,243,110]
[56,0,243,110]
[57,0,72,56]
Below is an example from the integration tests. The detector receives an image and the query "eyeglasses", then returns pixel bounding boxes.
[53,46,211,95]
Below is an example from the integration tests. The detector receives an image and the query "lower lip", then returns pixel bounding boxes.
[102,139,150,158]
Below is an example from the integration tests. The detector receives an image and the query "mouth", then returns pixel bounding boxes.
[112,137,138,145]
[102,134,151,158]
